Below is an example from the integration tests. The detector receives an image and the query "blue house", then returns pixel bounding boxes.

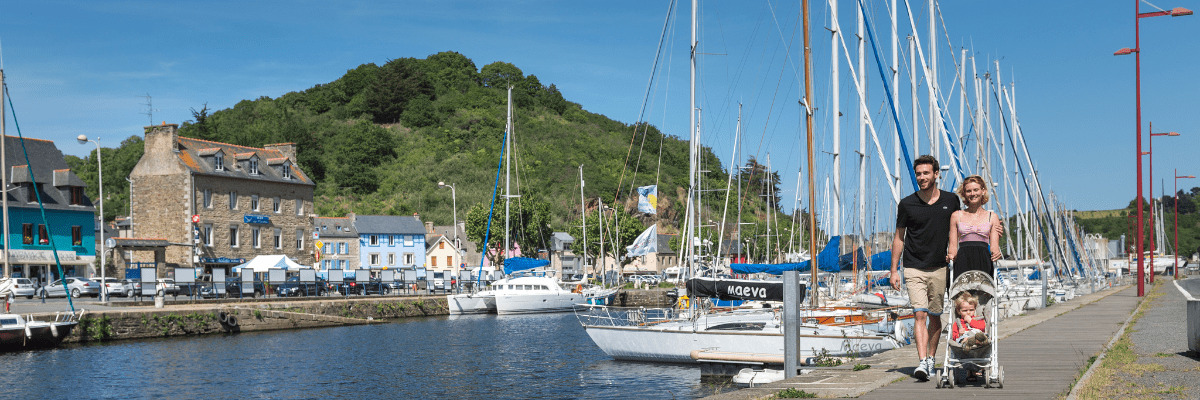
[353,215,425,270]
[3,136,97,283]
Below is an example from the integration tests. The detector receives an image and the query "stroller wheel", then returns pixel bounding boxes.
[996,366,1004,389]
[934,369,943,388]
[983,367,991,388]
[947,368,956,388]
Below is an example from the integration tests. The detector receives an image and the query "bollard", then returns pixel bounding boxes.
[154,294,165,308]
[1187,299,1199,355]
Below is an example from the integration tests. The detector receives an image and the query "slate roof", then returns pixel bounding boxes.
[315,216,358,238]
[657,234,676,255]
[3,135,95,212]
[354,215,425,235]
[175,137,313,185]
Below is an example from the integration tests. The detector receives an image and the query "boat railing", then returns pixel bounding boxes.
[573,304,684,328]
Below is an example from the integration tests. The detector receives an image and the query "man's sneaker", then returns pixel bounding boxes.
[926,357,937,377]
[913,358,929,380]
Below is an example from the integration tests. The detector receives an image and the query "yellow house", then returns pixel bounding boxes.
[425,234,463,277]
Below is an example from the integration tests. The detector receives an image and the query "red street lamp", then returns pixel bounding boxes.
[1114,2,1192,296]
[1174,170,1194,279]
[1145,124,1180,283]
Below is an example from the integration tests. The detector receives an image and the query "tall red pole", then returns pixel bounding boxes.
[1135,0,1145,296]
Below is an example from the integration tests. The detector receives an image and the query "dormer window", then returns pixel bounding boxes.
[69,187,85,205]
[249,159,259,175]
[214,153,225,171]
[282,165,292,179]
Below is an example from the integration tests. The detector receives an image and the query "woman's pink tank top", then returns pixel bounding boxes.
[957,212,991,243]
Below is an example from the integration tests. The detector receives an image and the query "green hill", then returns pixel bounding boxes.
[1074,191,1200,258]
[66,51,802,259]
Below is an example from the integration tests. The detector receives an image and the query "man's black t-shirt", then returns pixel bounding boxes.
[896,189,960,270]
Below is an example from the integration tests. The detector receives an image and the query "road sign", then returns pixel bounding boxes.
[191,215,200,223]
[315,240,324,250]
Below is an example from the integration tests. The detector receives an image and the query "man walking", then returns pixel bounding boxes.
[890,155,960,381]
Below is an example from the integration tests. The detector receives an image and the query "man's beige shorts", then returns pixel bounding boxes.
[905,266,948,315]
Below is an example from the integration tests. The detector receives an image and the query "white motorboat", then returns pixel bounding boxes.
[493,275,584,315]
[0,313,79,351]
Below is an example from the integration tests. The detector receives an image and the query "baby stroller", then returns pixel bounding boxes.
[934,270,1004,388]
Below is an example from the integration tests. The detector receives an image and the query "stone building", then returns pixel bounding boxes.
[315,214,359,279]
[126,124,315,276]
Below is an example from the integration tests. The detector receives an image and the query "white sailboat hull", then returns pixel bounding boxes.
[583,323,900,363]
[447,292,496,315]
[495,292,583,315]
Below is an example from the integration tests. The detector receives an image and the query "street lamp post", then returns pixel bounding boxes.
[437,182,457,243]
[77,135,106,302]
[1174,170,1194,279]
[1113,2,1191,296]
[1146,123,1179,283]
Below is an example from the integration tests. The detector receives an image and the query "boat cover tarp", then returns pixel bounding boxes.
[839,247,867,271]
[685,277,805,303]
[503,257,550,275]
[731,236,841,274]
[869,251,892,271]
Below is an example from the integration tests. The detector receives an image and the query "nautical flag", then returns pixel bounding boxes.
[625,225,658,259]
[636,185,658,214]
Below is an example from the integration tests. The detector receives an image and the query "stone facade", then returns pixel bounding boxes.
[128,124,315,276]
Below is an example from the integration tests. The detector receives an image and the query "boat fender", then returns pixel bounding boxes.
[24,325,32,339]
[226,315,238,327]
[50,324,58,338]
[218,311,229,324]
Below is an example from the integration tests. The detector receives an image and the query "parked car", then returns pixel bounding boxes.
[278,276,328,297]
[336,280,390,295]
[11,278,37,299]
[37,277,99,298]
[121,279,142,297]
[157,279,179,295]
[90,277,123,297]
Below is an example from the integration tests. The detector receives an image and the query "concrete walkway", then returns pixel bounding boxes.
[705,284,1141,399]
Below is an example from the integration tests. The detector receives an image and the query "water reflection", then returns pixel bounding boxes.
[0,313,731,399]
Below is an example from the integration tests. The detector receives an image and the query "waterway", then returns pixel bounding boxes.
[0,312,730,399]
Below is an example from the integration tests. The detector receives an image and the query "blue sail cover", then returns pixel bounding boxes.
[503,257,550,275]
[838,247,867,271]
[731,236,841,275]
[869,251,892,271]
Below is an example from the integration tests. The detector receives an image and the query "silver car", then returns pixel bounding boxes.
[11,278,37,299]
[90,277,123,297]
[38,277,99,298]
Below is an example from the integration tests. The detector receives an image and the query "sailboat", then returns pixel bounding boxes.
[448,87,584,315]
[577,0,910,365]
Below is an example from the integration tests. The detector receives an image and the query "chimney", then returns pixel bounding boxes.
[263,142,297,164]
[425,221,434,234]
[144,123,180,154]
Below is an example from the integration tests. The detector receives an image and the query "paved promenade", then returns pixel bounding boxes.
[706,281,1152,399]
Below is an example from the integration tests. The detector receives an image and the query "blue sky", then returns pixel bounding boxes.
[1,1,1197,230]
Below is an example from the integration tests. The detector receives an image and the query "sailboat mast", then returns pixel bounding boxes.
[1,67,7,278]
[504,87,512,265]
[580,165,588,280]
[830,0,841,241]
[803,0,819,308]
[891,0,901,201]
[857,2,867,254]
[686,0,697,280]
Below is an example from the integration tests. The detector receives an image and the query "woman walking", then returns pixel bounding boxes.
[946,175,1002,281]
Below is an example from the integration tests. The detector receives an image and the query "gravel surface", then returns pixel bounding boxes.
[1122,277,1200,400]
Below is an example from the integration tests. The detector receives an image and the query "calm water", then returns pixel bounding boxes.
[0,313,729,399]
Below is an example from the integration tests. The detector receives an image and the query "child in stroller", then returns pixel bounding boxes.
[951,293,989,351]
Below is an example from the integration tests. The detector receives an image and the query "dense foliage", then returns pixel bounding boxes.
[65,51,800,255]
